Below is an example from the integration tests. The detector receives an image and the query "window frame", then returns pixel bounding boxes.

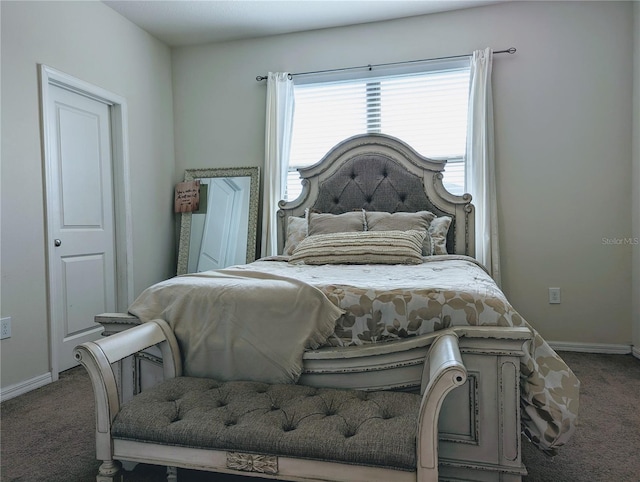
[286,57,471,200]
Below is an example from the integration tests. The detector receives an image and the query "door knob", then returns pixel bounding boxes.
[54,239,62,247]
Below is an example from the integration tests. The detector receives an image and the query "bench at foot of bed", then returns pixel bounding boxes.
[76,319,466,482]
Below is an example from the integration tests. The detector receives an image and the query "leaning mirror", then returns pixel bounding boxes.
[177,167,260,275]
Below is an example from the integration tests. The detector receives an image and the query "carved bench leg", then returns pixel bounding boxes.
[96,460,122,482]
[167,466,178,482]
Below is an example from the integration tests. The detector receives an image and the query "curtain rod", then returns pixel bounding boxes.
[256,47,516,81]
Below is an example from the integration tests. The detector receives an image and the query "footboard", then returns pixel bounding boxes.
[302,326,531,481]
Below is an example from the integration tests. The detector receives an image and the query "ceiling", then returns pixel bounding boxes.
[103,0,503,47]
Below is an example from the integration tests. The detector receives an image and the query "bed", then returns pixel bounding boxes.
[97,134,579,482]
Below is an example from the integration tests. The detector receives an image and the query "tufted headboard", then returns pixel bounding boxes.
[277,134,475,256]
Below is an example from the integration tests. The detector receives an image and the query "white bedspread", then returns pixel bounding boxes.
[128,269,344,384]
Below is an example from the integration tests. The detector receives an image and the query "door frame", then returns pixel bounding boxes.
[39,65,134,380]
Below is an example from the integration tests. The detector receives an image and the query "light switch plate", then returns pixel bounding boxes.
[548,288,561,304]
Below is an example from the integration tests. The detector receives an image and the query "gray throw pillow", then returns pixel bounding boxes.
[307,210,366,236]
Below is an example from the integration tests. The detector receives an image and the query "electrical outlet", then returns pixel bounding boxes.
[1,317,11,339]
[548,288,561,304]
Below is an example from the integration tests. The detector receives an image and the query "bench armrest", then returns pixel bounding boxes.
[73,319,181,461]
[417,331,467,481]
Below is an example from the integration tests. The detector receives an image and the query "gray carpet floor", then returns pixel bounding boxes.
[1,351,639,481]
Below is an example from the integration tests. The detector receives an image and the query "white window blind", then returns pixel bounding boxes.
[287,66,470,200]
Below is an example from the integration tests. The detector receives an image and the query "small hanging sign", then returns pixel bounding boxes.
[174,180,200,213]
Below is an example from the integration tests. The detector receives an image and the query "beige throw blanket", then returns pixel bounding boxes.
[128,269,345,384]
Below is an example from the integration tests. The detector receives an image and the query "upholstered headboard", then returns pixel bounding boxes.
[277,134,475,256]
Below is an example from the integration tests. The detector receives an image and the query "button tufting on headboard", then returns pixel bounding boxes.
[313,155,433,214]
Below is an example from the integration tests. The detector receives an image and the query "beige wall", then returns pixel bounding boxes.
[172,1,634,345]
[1,1,175,389]
[633,1,640,356]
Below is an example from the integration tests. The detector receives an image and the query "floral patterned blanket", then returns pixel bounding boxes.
[233,255,580,454]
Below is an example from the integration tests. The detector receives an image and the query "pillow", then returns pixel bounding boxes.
[289,230,425,265]
[429,216,452,255]
[365,211,436,256]
[307,210,365,236]
[282,216,308,256]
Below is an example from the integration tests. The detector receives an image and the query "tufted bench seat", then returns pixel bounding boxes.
[75,319,467,482]
[113,377,421,470]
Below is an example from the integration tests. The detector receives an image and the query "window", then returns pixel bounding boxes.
[286,61,471,200]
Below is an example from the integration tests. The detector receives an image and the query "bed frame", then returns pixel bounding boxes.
[274,134,528,480]
[96,134,529,481]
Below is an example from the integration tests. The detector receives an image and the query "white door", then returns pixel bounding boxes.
[45,84,116,372]
[196,178,240,271]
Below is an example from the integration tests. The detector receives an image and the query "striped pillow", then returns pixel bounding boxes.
[365,210,436,256]
[289,230,425,265]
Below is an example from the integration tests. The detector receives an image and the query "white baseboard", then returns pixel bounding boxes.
[549,341,632,355]
[0,372,52,402]
[632,346,640,359]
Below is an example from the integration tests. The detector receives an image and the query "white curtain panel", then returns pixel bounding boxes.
[261,72,295,257]
[465,48,501,285]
